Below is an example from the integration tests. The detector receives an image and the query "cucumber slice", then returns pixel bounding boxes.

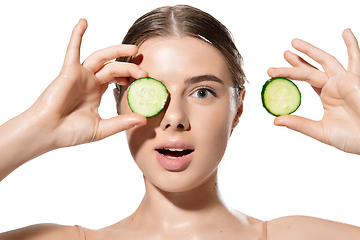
[127,78,168,118]
[261,78,301,116]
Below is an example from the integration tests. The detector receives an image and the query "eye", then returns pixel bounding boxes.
[191,87,218,99]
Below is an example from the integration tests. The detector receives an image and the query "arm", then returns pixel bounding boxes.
[0,109,51,181]
[268,29,360,155]
[0,17,148,238]
[0,18,147,181]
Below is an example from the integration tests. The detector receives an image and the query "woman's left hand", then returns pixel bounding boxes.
[268,29,360,155]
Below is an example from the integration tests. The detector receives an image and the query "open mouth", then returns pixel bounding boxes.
[156,148,194,159]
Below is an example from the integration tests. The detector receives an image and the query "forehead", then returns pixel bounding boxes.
[135,37,232,86]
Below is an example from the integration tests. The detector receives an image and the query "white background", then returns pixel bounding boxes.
[1,0,360,233]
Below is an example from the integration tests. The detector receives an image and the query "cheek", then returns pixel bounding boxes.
[192,94,236,137]
[190,100,235,163]
[125,124,156,161]
[192,110,231,144]
[120,90,151,159]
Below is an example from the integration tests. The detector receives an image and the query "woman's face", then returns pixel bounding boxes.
[120,37,242,192]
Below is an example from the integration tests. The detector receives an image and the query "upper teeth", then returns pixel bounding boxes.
[164,148,185,151]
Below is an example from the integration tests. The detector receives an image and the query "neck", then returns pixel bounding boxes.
[132,170,228,229]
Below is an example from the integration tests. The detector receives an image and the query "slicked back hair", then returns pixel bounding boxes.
[115,5,246,111]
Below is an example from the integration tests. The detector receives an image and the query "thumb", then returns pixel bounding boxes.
[96,113,147,140]
[274,115,324,142]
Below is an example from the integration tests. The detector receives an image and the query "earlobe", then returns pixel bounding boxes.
[232,104,243,129]
[231,89,245,130]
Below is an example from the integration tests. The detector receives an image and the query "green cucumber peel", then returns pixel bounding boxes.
[127,78,168,118]
[261,77,301,116]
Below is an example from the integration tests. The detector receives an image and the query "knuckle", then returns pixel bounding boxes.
[92,50,107,63]
[108,64,119,78]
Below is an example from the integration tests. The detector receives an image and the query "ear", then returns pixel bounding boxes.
[231,89,245,130]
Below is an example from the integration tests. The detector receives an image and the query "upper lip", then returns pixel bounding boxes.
[155,140,195,152]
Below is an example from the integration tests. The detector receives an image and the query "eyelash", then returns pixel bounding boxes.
[192,86,218,99]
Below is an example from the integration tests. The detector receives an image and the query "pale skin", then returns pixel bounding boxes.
[0,18,360,240]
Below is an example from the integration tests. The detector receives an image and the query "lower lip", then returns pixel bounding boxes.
[155,151,194,171]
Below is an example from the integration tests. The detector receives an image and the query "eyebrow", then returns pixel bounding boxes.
[185,74,224,85]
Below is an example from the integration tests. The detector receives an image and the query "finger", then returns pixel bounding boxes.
[95,113,147,140]
[99,83,109,96]
[291,38,346,77]
[63,19,88,66]
[113,77,130,85]
[268,51,328,89]
[268,66,327,90]
[95,62,148,84]
[343,29,360,75]
[83,45,139,73]
[284,50,317,69]
[274,115,325,143]
[284,50,327,88]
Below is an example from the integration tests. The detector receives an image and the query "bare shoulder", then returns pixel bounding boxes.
[0,224,81,240]
[267,215,360,240]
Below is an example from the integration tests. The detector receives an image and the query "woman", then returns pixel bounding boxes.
[1,5,360,240]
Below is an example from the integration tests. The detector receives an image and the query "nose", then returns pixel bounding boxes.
[160,94,190,131]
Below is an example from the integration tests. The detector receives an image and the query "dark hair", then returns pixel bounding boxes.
[116,5,246,109]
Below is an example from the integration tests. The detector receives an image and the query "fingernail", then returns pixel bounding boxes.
[274,117,285,126]
[130,122,145,128]
[268,67,278,76]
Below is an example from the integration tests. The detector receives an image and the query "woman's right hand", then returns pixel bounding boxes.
[30,18,147,149]
[0,18,147,181]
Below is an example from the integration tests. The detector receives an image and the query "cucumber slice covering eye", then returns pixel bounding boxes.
[127,78,168,118]
[261,78,301,116]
